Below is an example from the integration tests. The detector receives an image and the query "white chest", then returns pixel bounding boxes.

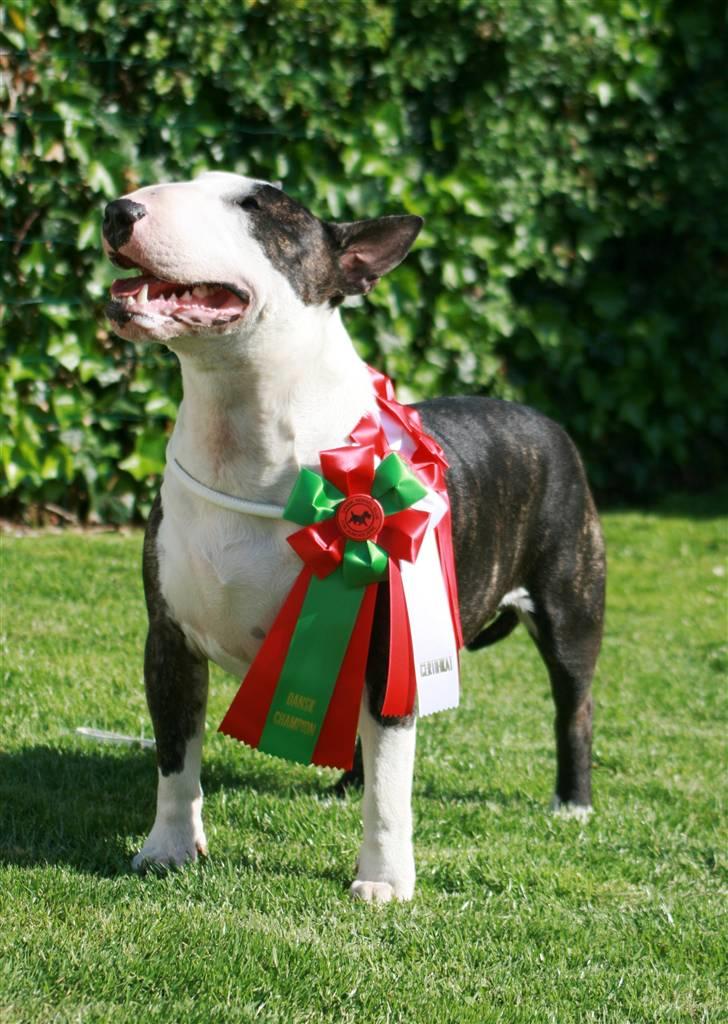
[156,477,301,677]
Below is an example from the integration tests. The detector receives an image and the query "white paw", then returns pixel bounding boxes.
[131,820,208,872]
[350,880,398,903]
[350,841,415,902]
[551,795,593,822]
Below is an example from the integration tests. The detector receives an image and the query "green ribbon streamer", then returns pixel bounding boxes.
[259,451,430,762]
[257,567,366,763]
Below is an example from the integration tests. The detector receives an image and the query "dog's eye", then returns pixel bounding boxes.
[237,195,260,211]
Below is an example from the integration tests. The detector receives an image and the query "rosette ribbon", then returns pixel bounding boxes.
[218,443,430,769]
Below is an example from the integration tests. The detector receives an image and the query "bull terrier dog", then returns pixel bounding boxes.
[102,172,605,902]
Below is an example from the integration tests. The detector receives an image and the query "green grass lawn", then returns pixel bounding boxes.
[1,493,726,1024]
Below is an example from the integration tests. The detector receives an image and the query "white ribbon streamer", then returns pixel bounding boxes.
[381,411,460,716]
[399,525,460,715]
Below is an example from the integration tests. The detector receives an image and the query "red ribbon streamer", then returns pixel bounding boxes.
[219,567,313,749]
[381,560,417,717]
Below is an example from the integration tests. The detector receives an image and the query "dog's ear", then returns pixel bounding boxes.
[327,215,423,294]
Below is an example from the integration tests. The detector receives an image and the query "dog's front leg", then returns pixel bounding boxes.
[350,700,416,903]
[133,498,210,871]
[132,617,209,872]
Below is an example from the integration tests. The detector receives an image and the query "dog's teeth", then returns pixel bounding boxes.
[138,283,149,304]
[124,295,134,306]
[192,285,209,299]
[181,290,192,301]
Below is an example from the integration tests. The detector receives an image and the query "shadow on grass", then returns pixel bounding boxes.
[0,741,555,882]
[416,779,537,809]
[0,744,332,877]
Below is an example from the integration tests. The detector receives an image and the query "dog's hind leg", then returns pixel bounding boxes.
[132,497,210,871]
[350,700,416,903]
[528,517,605,817]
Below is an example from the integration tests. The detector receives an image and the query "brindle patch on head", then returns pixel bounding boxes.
[239,185,344,305]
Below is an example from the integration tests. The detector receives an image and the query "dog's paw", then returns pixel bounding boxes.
[350,841,415,902]
[350,880,399,903]
[131,821,208,872]
[551,795,593,822]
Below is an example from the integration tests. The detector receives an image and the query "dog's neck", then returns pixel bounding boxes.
[168,307,376,504]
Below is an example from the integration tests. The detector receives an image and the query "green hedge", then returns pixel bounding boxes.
[3,0,727,521]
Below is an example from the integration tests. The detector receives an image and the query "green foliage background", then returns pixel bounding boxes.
[2,0,727,521]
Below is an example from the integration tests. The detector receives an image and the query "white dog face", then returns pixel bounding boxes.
[103,171,422,350]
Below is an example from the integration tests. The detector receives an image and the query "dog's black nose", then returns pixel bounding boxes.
[103,198,147,250]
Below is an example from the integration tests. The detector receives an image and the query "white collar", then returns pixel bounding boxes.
[165,448,286,520]
[164,400,387,521]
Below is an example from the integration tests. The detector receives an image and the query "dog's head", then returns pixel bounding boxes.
[102,172,422,350]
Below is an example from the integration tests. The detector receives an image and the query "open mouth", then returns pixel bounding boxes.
[107,272,250,329]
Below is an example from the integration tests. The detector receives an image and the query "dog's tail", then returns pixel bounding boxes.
[465,608,520,651]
